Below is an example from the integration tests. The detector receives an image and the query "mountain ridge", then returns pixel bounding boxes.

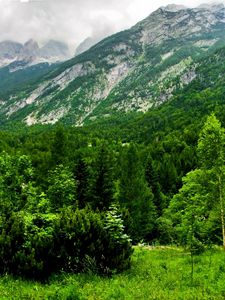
[1,3,225,127]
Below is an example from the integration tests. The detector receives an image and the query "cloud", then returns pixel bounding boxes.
[0,0,223,51]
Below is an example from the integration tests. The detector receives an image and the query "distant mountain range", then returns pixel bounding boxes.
[0,39,71,71]
[1,3,225,127]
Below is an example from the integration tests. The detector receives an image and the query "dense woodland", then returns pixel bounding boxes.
[2,40,225,283]
[1,88,225,280]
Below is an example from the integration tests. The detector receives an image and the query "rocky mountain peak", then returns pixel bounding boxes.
[24,39,39,50]
[137,2,225,47]
[75,37,99,56]
[161,4,187,12]
[21,39,39,60]
[39,40,70,60]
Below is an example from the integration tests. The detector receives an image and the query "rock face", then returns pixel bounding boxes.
[1,3,225,126]
[139,3,225,45]
[0,39,70,69]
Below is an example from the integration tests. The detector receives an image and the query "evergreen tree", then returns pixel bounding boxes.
[91,143,115,211]
[167,115,225,249]
[145,155,166,215]
[51,126,68,166]
[0,153,35,215]
[74,157,90,208]
[118,144,156,242]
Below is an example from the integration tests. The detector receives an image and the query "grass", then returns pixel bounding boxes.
[1,246,225,299]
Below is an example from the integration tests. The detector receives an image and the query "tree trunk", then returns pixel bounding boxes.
[218,174,225,250]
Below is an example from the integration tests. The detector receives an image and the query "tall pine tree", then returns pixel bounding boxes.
[90,143,115,211]
[118,144,156,242]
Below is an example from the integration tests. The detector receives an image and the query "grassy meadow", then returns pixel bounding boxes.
[1,246,225,300]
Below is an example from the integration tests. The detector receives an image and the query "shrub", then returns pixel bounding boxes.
[0,211,58,279]
[54,206,133,275]
[0,206,133,279]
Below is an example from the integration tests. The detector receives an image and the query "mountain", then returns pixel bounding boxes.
[75,36,104,56]
[0,41,23,68]
[0,39,71,70]
[39,40,71,62]
[0,39,71,106]
[2,3,225,127]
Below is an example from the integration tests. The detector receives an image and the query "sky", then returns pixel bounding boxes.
[0,0,223,51]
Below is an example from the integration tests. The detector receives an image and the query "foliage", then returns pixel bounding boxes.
[166,115,225,250]
[0,206,132,279]
[47,165,76,210]
[0,151,132,279]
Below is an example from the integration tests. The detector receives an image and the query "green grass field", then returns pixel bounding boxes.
[1,246,225,300]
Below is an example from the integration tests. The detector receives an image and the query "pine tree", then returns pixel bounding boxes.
[91,143,115,211]
[118,144,156,242]
[51,126,67,166]
[74,157,90,208]
[145,155,166,215]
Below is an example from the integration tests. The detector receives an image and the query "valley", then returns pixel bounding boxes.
[1,2,225,299]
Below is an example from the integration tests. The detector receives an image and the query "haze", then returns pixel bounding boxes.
[0,0,223,50]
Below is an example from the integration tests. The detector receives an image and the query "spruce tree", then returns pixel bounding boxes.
[118,144,156,242]
[145,155,166,215]
[91,143,115,211]
[51,126,67,166]
[74,157,90,208]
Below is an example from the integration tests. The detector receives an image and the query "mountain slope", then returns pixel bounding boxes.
[2,3,225,127]
[0,63,57,99]
[93,45,225,143]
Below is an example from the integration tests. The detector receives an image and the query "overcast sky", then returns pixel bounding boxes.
[0,0,223,50]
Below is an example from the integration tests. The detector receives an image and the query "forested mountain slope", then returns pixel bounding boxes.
[1,3,225,127]
[82,45,225,144]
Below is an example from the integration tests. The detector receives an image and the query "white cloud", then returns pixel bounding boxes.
[0,0,223,50]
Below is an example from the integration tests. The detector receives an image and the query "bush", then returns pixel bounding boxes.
[0,206,133,279]
[54,206,133,275]
[0,211,58,279]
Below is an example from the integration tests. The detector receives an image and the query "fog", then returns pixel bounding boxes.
[0,0,222,50]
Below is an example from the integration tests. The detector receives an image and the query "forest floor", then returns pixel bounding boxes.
[0,246,225,299]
